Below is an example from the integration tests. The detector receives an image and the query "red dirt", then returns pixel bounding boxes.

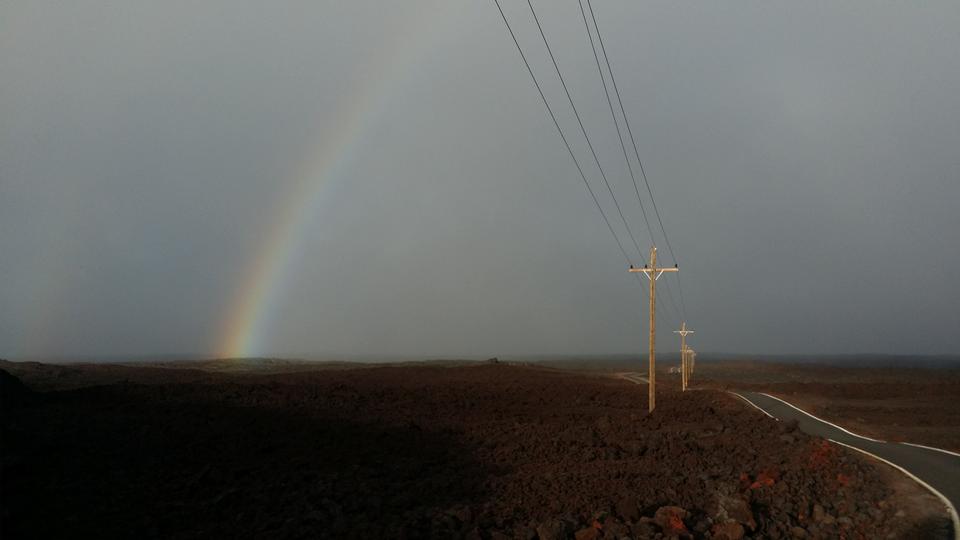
[0,362,945,538]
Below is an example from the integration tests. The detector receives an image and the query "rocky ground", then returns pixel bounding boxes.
[0,361,946,539]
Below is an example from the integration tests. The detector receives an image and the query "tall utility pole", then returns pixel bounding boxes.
[629,246,678,413]
[673,322,694,391]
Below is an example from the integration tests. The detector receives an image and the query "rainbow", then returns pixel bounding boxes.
[217,3,450,358]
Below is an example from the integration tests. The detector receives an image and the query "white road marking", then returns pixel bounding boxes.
[901,442,960,459]
[728,392,776,419]
[829,438,960,540]
[757,392,886,443]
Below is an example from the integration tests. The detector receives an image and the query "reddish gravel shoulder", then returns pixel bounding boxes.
[0,363,944,539]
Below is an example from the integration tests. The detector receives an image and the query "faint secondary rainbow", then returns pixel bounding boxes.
[217,3,449,358]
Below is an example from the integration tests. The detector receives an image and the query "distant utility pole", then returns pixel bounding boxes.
[673,322,694,391]
[629,246,678,413]
[689,349,697,381]
[685,348,697,385]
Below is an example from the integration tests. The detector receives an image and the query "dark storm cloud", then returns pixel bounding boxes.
[2,1,958,359]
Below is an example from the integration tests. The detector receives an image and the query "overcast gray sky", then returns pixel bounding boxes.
[2,1,958,360]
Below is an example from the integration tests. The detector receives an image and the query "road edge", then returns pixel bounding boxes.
[731,391,960,539]
[756,392,885,443]
[830,439,960,540]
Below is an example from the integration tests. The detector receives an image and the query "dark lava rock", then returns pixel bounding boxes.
[811,503,825,523]
[632,520,657,538]
[0,363,923,539]
[574,526,600,540]
[602,516,630,538]
[654,506,689,536]
[713,492,756,531]
[712,521,745,540]
[536,519,573,540]
[615,497,640,522]
[0,369,35,409]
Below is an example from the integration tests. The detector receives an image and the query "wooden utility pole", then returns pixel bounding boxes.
[688,349,696,381]
[673,322,694,391]
[629,246,678,413]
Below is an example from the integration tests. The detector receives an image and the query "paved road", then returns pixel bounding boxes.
[733,391,960,539]
[615,373,959,538]
[617,372,649,385]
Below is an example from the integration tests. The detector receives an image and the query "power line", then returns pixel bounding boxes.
[586,0,689,320]
[525,0,649,269]
[576,0,654,248]
[523,0,680,324]
[491,0,681,325]
[576,0,683,321]
[490,0,639,283]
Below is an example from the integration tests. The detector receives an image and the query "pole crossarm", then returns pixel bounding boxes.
[629,265,678,281]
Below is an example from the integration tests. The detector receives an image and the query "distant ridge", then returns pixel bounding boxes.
[3,353,958,370]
